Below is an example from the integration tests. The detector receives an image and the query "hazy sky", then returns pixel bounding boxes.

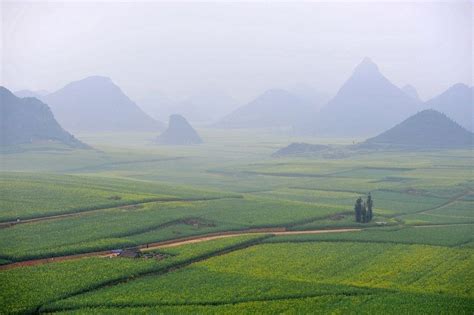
[2,1,472,103]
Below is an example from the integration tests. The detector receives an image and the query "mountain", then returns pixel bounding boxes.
[14,89,49,99]
[215,89,316,129]
[173,90,238,123]
[138,93,177,121]
[425,83,473,131]
[138,90,238,124]
[0,87,87,148]
[156,114,203,145]
[401,84,421,102]
[312,58,421,136]
[42,76,164,132]
[288,84,331,111]
[364,109,473,148]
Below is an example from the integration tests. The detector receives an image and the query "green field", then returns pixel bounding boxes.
[268,224,473,247]
[0,130,473,314]
[1,235,267,314]
[41,241,473,314]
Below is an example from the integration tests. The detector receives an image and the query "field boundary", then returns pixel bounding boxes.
[63,157,187,173]
[288,186,366,194]
[43,289,378,313]
[35,235,274,314]
[0,196,243,228]
[212,166,415,180]
[391,189,472,219]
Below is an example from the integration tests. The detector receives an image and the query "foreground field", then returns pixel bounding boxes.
[0,131,473,313]
[2,230,473,314]
[1,235,268,313]
[45,242,473,309]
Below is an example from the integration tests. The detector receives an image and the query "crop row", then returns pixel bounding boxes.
[0,172,234,221]
[0,196,343,261]
[46,292,474,314]
[268,225,474,247]
[0,234,267,314]
[44,242,474,313]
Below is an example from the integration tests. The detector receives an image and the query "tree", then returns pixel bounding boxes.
[366,193,373,222]
[354,197,363,222]
[361,201,367,223]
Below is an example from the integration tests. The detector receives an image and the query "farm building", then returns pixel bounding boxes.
[118,249,141,258]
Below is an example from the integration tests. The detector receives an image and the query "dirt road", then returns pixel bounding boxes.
[0,227,360,270]
[143,228,360,250]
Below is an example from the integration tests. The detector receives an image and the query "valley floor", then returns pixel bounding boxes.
[0,130,473,314]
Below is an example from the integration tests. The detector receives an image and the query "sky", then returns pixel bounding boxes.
[1,0,472,103]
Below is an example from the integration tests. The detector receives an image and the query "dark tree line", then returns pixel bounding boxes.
[354,193,373,223]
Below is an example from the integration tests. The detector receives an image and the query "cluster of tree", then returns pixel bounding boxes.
[354,193,373,223]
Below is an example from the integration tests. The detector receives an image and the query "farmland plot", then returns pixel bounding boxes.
[1,131,473,314]
[43,242,474,314]
[267,225,474,247]
[0,196,342,261]
[0,235,266,314]
[0,172,232,221]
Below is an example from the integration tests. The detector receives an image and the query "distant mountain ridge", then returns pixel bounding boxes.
[139,90,238,124]
[1,87,87,148]
[425,83,473,131]
[42,76,164,132]
[364,109,473,148]
[156,114,203,145]
[14,89,49,99]
[401,84,421,102]
[307,58,421,137]
[215,89,318,129]
[288,84,330,111]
